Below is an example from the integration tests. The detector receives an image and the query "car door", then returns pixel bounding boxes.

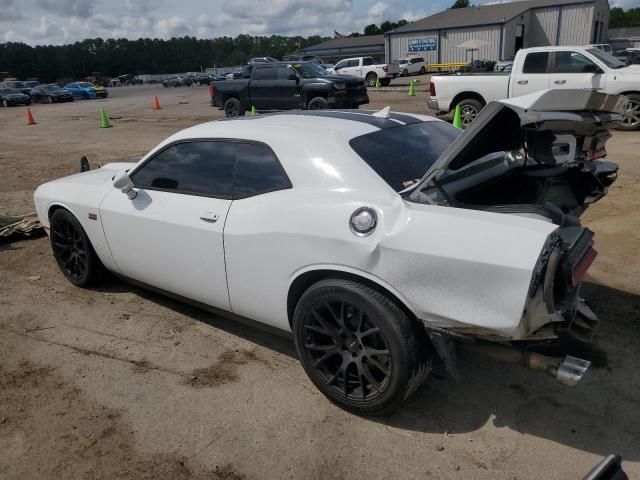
[276,65,302,109]
[99,140,236,310]
[547,50,606,92]
[249,65,278,110]
[510,51,550,97]
[66,83,79,96]
[340,59,361,77]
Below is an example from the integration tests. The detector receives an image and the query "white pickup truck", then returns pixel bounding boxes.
[428,46,640,130]
[330,56,400,87]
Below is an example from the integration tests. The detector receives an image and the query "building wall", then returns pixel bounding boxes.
[528,7,559,46]
[558,4,594,45]
[502,12,531,58]
[441,25,502,62]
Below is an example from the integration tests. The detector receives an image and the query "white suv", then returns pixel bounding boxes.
[398,57,427,76]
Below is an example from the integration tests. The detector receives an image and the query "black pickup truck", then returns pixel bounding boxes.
[211,61,369,117]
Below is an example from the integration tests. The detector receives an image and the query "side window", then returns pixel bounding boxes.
[363,57,374,66]
[416,57,424,63]
[551,51,597,73]
[334,60,346,69]
[253,66,276,80]
[131,142,236,198]
[522,52,549,73]
[233,143,291,198]
[277,66,297,80]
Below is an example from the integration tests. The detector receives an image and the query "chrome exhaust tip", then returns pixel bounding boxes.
[556,355,590,387]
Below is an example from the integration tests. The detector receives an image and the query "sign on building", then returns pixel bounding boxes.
[408,38,437,52]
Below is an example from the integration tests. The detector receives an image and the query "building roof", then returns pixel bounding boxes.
[302,34,384,53]
[608,26,640,40]
[391,0,599,33]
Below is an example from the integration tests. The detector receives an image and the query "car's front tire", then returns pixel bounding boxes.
[293,279,433,415]
[49,209,104,287]
[617,94,640,131]
[307,97,328,110]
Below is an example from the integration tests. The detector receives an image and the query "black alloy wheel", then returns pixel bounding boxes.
[294,279,433,415]
[50,209,103,287]
[301,299,392,402]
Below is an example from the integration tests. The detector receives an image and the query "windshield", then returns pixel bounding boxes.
[292,62,328,78]
[587,48,625,69]
[350,121,461,192]
[398,59,408,65]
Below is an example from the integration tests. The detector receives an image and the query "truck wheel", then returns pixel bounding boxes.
[457,98,483,128]
[223,97,244,118]
[293,278,433,415]
[307,97,328,110]
[617,94,640,131]
[380,79,391,87]
[365,73,377,87]
[50,209,105,287]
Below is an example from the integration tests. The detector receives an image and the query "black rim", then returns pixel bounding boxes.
[52,218,87,280]
[309,101,325,110]
[226,102,238,117]
[301,300,392,402]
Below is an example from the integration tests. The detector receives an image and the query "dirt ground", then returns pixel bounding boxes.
[1,80,639,480]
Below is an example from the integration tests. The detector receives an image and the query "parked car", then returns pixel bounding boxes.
[34,90,619,414]
[30,84,74,103]
[162,76,193,87]
[225,66,251,80]
[457,59,496,72]
[587,43,613,55]
[282,54,317,62]
[330,56,399,87]
[64,82,108,99]
[614,48,640,65]
[0,80,35,96]
[0,87,31,106]
[494,56,514,72]
[189,73,213,86]
[427,46,640,130]
[211,61,368,117]
[397,57,427,76]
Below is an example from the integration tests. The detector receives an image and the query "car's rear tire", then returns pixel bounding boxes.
[307,97,328,110]
[617,94,640,131]
[365,73,377,87]
[49,209,105,287]
[456,98,484,128]
[402,69,409,77]
[293,278,433,415]
[223,97,244,118]
[419,66,426,75]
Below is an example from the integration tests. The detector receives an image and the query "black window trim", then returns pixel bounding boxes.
[522,51,551,74]
[130,138,293,200]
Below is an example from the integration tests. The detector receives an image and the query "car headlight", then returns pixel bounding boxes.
[350,207,377,237]
[334,82,346,90]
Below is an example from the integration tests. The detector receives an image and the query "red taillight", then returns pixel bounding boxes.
[429,81,436,96]
[572,247,597,286]
[209,82,214,98]
[382,65,388,72]
[587,148,606,160]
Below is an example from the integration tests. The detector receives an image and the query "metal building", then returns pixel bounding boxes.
[300,35,385,63]
[385,0,610,64]
[608,27,640,50]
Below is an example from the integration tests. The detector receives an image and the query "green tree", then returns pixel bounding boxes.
[364,24,382,35]
[451,0,470,8]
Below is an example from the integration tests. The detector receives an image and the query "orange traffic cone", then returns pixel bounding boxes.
[26,107,37,125]
[153,96,161,110]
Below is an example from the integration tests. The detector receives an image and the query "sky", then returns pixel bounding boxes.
[0,0,638,46]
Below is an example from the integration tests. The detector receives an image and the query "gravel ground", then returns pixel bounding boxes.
[1,81,639,479]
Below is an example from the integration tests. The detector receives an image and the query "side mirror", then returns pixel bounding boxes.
[113,170,137,199]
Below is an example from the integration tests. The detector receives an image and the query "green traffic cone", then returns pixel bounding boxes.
[251,105,257,116]
[452,104,463,129]
[408,80,415,97]
[375,76,381,89]
[100,107,111,128]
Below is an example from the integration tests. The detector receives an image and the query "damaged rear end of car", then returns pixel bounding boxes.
[406,89,624,384]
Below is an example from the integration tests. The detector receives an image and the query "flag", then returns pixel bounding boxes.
[334,30,345,39]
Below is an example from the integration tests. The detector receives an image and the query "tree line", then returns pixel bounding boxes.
[0,35,328,82]
[610,7,640,28]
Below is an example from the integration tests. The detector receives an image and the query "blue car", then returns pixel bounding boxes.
[64,82,108,99]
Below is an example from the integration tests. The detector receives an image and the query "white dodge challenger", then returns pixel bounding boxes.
[34,89,622,414]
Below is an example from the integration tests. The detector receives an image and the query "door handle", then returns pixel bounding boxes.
[517,80,528,85]
[199,212,219,223]
[554,80,566,85]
